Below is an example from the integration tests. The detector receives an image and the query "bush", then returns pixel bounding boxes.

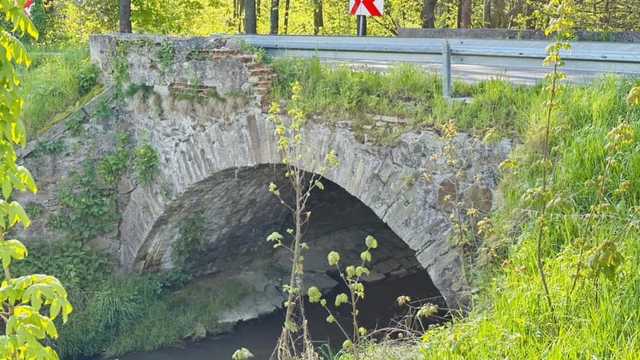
[49,161,120,243]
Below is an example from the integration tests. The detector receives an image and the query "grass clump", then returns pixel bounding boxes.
[21,47,101,136]
[271,58,540,141]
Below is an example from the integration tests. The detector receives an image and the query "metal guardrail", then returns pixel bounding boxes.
[236,35,640,98]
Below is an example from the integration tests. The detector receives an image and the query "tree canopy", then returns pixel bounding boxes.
[27,0,640,43]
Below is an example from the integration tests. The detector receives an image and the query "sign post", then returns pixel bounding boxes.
[349,0,384,37]
[357,15,367,36]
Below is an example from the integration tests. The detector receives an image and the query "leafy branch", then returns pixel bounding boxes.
[307,235,379,352]
[266,81,338,360]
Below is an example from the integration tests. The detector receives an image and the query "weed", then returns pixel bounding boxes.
[49,161,120,243]
[134,143,160,185]
[32,139,66,157]
[78,62,100,97]
[94,99,113,120]
[419,67,640,360]
[171,215,208,271]
[98,133,132,186]
[271,58,538,142]
[156,42,175,73]
[308,235,380,350]
[126,83,156,100]
[24,202,45,218]
[240,41,270,64]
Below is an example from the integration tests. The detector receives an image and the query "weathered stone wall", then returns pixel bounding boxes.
[16,89,126,254]
[19,34,512,315]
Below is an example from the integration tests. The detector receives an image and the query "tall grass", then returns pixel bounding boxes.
[21,47,100,136]
[271,58,540,140]
[418,77,640,358]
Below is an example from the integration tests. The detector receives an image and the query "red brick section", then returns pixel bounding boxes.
[247,61,275,112]
[169,83,213,96]
[179,48,276,112]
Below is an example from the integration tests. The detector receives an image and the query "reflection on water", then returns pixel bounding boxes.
[119,271,444,360]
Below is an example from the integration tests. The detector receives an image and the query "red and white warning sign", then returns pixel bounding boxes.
[23,0,35,16]
[349,0,384,17]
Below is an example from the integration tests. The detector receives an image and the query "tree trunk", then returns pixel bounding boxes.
[119,0,132,33]
[284,0,290,34]
[493,0,505,28]
[460,0,472,28]
[604,0,611,28]
[313,0,323,35]
[524,0,534,29]
[270,0,279,34]
[244,0,257,34]
[422,0,437,28]
[483,0,492,27]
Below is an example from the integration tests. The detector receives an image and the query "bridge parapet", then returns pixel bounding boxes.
[89,34,274,111]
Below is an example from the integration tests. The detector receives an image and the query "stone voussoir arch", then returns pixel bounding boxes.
[90,33,511,311]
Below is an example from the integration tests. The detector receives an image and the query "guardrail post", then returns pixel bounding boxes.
[441,40,452,100]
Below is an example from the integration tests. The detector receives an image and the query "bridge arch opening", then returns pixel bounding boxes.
[135,164,445,333]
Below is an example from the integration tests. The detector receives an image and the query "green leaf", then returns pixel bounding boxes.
[335,293,349,307]
[8,201,30,227]
[327,251,340,266]
[342,339,353,350]
[0,239,27,269]
[365,235,378,249]
[360,250,372,263]
[2,178,12,200]
[355,266,370,277]
[307,286,322,303]
[628,86,640,106]
[232,348,254,360]
[326,314,336,324]
[266,232,283,242]
[49,299,61,321]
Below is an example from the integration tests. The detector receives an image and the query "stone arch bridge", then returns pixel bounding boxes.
[33,34,511,312]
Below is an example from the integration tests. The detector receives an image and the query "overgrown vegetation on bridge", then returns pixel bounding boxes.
[7,0,640,358]
[18,40,640,359]
[272,58,534,143]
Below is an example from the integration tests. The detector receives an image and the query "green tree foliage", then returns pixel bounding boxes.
[33,0,640,42]
[0,1,73,358]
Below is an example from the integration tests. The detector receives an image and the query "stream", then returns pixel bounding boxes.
[119,271,443,360]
